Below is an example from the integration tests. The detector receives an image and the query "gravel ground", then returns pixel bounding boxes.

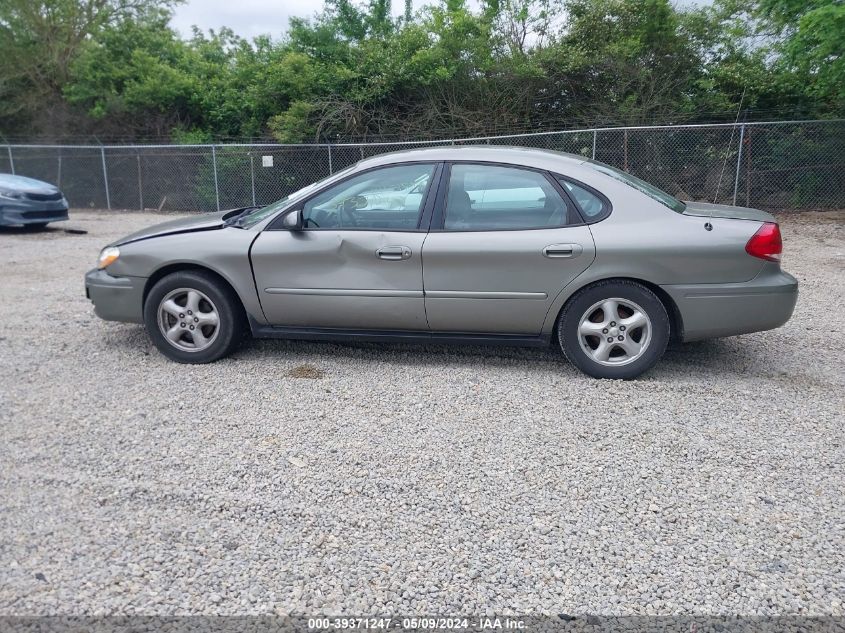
[0,210,843,616]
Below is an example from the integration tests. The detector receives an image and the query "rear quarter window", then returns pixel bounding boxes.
[556,177,612,223]
[585,161,686,214]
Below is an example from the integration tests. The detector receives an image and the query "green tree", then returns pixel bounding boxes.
[756,0,845,111]
[64,9,195,136]
[0,0,181,137]
[2,0,841,143]
[548,0,711,125]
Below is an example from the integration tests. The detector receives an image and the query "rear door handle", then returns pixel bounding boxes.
[376,246,412,260]
[542,243,583,258]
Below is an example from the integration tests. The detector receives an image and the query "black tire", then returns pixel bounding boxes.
[143,270,246,364]
[557,280,670,379]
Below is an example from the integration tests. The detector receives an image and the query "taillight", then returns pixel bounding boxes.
[745,222,782,262]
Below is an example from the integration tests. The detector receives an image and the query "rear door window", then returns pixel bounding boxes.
[444,164,575,230]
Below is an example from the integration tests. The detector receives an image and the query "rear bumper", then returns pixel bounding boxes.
[85,268,146,324]
[661,267,798,342]
[0,200,68,225]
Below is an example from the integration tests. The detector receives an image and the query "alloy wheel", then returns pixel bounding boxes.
[157,287,220,352]
[577,297,652,367]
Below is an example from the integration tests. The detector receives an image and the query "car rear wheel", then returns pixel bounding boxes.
[144,271,245,363]
[558,280,669,379]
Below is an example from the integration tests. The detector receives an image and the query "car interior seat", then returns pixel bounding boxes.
[445,185,473,229]
[543,190,568,226]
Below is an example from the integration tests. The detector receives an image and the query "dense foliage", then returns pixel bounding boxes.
[0,0,842,142]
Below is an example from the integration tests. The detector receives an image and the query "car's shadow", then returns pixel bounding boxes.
[0,225,86,237]
[107,323,570,371]
[0,225,54,234]
[104,323,778,381]
[248,336,565,367]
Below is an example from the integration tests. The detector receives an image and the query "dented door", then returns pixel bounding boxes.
[249,230,428,330]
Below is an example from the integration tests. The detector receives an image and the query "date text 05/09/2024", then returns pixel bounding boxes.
[307,617,526,630]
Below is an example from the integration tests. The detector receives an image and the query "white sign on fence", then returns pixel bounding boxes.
[262,155,273,167]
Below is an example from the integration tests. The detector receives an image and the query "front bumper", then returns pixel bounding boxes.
[0,199,69,226]
[662,267,798,342]
[85,268,146,324]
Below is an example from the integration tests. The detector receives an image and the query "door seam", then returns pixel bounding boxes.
[420,231,431,329]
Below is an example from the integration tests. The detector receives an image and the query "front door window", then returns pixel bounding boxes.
[302,163,435,230]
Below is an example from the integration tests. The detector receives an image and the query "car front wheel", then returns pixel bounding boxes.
[144,271,245,363]
[558,280,670,379]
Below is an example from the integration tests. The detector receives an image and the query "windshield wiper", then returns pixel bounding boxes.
[223,206,262,227]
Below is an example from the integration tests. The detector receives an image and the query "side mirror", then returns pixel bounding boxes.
[282,208,303,230]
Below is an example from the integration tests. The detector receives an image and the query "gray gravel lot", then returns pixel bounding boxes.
[1,210,843,616]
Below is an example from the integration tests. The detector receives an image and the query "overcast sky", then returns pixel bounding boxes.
[170,0,433,41]
[170,0,708,41]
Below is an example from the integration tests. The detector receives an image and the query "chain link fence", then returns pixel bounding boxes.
[3,119,844,212]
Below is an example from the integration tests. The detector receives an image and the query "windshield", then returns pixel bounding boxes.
[233,165,357,228]
[586,160,686,213]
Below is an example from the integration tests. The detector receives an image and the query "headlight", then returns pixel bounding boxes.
[0,187,23,200]
[97,246,120,269]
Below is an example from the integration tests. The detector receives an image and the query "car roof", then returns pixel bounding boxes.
[355,145,588,171]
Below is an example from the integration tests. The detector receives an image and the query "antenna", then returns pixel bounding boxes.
[713,86,747,206]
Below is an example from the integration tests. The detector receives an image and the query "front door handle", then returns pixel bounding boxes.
[376,246,412,261]
[542,243,583,258]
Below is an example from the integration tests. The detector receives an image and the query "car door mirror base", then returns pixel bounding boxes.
[282,209,303,230]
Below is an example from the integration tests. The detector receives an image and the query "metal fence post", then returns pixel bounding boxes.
[211,145,220,212]
[57,154,62,187]
[137,152,144,210]
[592,130,597,160]
[623,129,629,171]
[745,128,752,207]
[249,154,256,206]
[327,144,333,175]
[100,146,111,210]
[7,146,15,174]
[732,124,745,206]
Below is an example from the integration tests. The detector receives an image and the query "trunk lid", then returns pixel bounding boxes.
[682,201,775,223]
